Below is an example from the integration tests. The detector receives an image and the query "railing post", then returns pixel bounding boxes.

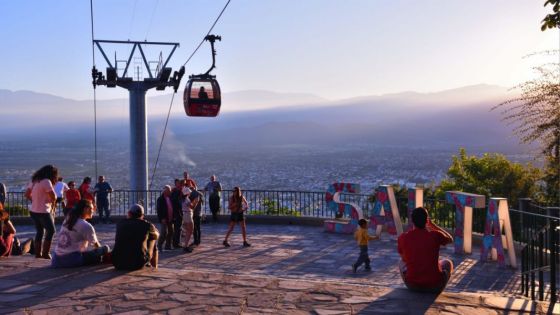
[538,231,544,301]
[551,222,558,304]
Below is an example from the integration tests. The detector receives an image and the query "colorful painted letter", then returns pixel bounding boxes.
[480,198,517,267]
[370,185,403,236]
[445,191,486,254]
[406,188,424,231]
[324,183,363,234]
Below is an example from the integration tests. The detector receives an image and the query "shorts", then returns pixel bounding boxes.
[230,212,245,222]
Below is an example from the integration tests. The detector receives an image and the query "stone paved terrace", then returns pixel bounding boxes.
[0,222,557,314]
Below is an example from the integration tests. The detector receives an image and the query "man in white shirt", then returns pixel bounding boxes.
[53,177,69,212]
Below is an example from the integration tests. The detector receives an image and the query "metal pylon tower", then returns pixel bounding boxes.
[92,40,184,196]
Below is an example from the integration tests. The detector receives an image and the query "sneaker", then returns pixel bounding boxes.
[223,240,231,247]
[365,266,372,271]
[183,247,193,253]
[243,241,251,247]
[164,245,172,251]
[352,263,357,273]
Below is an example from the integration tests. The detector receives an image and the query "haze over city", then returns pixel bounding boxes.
[0,1,557,192]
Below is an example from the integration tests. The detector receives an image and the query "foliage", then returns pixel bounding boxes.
[494,63,560,158]
[4,204,29,217]
[435,148,542,204]
[494,59,560,205]
[250,198,301,216]
[542,0,560,31]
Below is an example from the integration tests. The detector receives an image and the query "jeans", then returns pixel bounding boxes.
[354,245,370,268]
[399,259,453,293]
[158,221,174,249]
[97,199,110,221]
[172,217,182,247]
[193,215,201,245]
[209,194,220,222]
[30,212,55,243]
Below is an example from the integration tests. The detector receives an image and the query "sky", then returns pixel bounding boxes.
[0,0,558,101]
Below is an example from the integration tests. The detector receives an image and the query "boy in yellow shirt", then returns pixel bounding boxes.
[352,219,379,273]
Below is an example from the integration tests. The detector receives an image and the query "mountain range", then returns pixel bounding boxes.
[0,84,529,152]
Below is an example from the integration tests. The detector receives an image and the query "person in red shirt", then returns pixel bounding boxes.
[63,181,81,216]
[397,207,454,293]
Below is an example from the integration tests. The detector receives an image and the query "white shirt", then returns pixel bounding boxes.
[55,218,98,256]
[54,181,69,198]
[30,179,55,214]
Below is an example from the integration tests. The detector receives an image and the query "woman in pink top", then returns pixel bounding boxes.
[26,165,58,259]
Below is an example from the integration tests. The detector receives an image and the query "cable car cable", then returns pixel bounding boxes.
[181,0,231,67]
[128,0,139,40]
[149,93,175,191]
[145,0,159,41]
[90,0,99,180]
[149,0,232,189]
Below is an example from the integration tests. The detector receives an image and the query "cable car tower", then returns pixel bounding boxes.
[91,40,184,193]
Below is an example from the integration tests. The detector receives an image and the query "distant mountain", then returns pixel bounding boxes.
[0,84,527,151]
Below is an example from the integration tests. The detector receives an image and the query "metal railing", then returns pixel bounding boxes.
[513,201,560,304]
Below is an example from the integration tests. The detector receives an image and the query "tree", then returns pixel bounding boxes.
[436,148,542,205]
[494,60,560,205]
[542,0,560,31]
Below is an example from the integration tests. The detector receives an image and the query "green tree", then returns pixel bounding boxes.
[494,60,560,205]
[542,0,560,31]
[436,148,542,205]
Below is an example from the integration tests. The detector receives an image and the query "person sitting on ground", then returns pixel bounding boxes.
[112,204,159,270]
[352,218,379,273]
[63,181,81,217]
[398,207,454,293]
[0,204,33,257]
[156,185,174,251]
[52,200,110,268]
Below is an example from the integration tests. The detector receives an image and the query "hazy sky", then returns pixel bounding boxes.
[0,1,558,101]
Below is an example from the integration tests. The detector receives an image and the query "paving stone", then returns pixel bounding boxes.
[0,224,550,314]
[0,293,35,302]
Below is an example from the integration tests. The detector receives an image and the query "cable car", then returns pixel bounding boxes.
[184,74,221,117]
[184,35,222,117]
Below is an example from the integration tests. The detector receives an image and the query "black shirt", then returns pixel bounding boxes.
[112,218,158,270]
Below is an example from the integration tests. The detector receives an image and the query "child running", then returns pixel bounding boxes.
[352,218,379,273]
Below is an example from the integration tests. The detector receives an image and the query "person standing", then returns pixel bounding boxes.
[52,200,110,268]
[223,187,251,247]
[53,177,69,215]
[170,179,184,249]
[352,219,379,273]
[398,207,454,293]
[94,176,113,224]
[0,182,6,206]
[26,165,58,259]
[204,175,222,223]
[79,177,94,204]
[63,181,81,216]
[156,185,174,251]
[112,204,159,270]
[189,189,203,247]
[181,186,194,252]
[183,171,197,191]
